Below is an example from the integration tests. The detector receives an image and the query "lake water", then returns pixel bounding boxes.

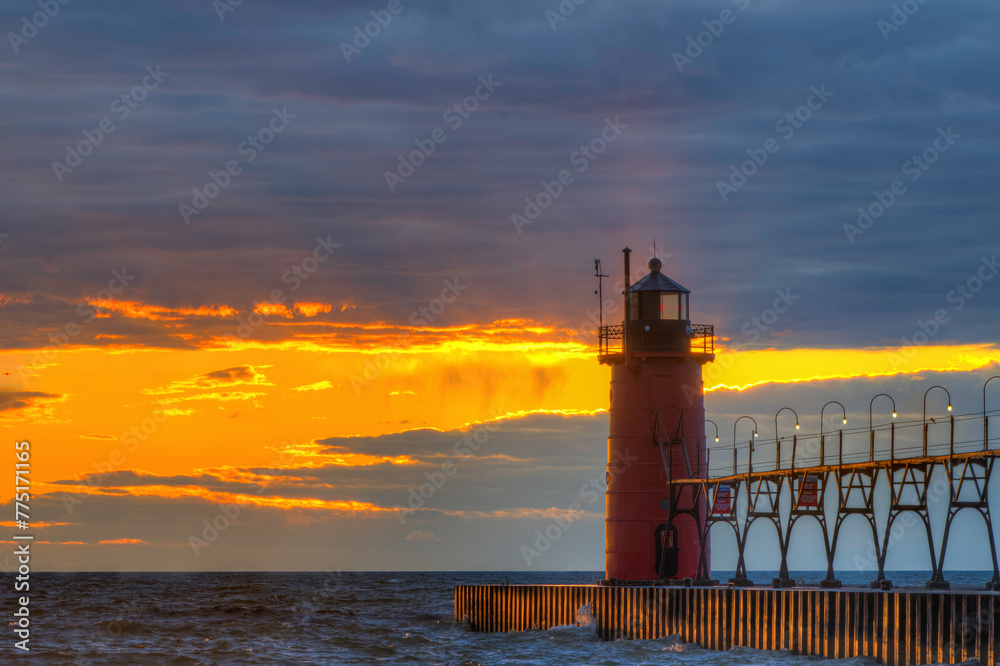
[2,570,992,664]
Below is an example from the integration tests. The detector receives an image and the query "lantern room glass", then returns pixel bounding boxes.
[660,292,688,320]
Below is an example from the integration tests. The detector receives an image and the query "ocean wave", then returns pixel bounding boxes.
[95,619,155,636]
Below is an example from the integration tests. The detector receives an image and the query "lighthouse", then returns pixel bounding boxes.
[457,248,1000,662]
[599,247,715,582]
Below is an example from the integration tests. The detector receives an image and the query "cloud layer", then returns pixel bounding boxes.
[1,0,998,352]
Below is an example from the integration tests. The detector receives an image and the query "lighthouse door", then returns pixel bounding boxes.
[653,524,679,577]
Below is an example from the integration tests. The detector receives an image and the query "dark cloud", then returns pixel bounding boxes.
[204,366,254,380]
[143,364,272,394]
[0,0,997,350]
[0,388,60,411]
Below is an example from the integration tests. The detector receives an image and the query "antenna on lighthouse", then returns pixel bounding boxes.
[622,247,631,352]
[594,258,608,330]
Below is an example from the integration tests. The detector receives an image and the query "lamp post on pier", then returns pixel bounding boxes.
[699,419,720,477]
[922,386,952,457]
[923,385,953,590]
[733,416,758,475]
[773,407,799,471]
[868,394,897,462]
[820,401,847,467]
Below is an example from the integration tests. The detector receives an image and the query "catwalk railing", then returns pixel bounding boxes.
[662,378,1000,590]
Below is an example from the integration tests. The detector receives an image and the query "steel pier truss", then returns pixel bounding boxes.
[662,403,1000,590]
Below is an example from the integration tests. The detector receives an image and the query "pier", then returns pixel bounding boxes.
[455,583,1000,665]
[455,395,1000,664]
[664,401,1000,590]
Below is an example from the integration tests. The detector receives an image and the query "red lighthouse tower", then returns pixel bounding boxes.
[599,248,715,582]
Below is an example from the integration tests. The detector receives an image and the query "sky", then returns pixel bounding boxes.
[1,0,999,573]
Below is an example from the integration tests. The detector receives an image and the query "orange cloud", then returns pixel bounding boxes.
[215,319,591,361]
[54,483,397,515]
[291,380,333,392]
[0,388,61,412]
[0,540,89,546]
[249,441,418,468]
[0,388,66,423]
[98,538,145,545]
[161,391,266,403]
[295,302,332,317]
[142,365,273,395]
[252,302,335,318]
[160,408,195,417]
[88,299,238,321]
[254,302,294,318]
[0,521,71,528]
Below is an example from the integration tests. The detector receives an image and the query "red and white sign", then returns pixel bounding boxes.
[713,484,732,514]
[799,474,819,507]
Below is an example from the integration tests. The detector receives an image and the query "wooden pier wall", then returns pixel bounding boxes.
[454,584,1000,665]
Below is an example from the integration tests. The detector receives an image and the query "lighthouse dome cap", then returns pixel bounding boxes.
[629,257,690,293]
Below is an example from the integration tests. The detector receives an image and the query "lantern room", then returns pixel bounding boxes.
[629,258,690,323]
[626,257,695,354]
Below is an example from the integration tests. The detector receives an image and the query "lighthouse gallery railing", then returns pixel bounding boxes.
[598,322,714,356]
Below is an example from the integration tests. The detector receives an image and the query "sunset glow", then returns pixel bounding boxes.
[5,306,999,544]
[2,0,997,584]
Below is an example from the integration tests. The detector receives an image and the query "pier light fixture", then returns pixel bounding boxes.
[733,416,758,449]
[732,416,759,474]
[774,407,800,470]
[698,419,720,443]
[923,385,953,457]
[922,385,952,423]
[821,401,847,466]
[821,401,847,435]
[869,394,897,462]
